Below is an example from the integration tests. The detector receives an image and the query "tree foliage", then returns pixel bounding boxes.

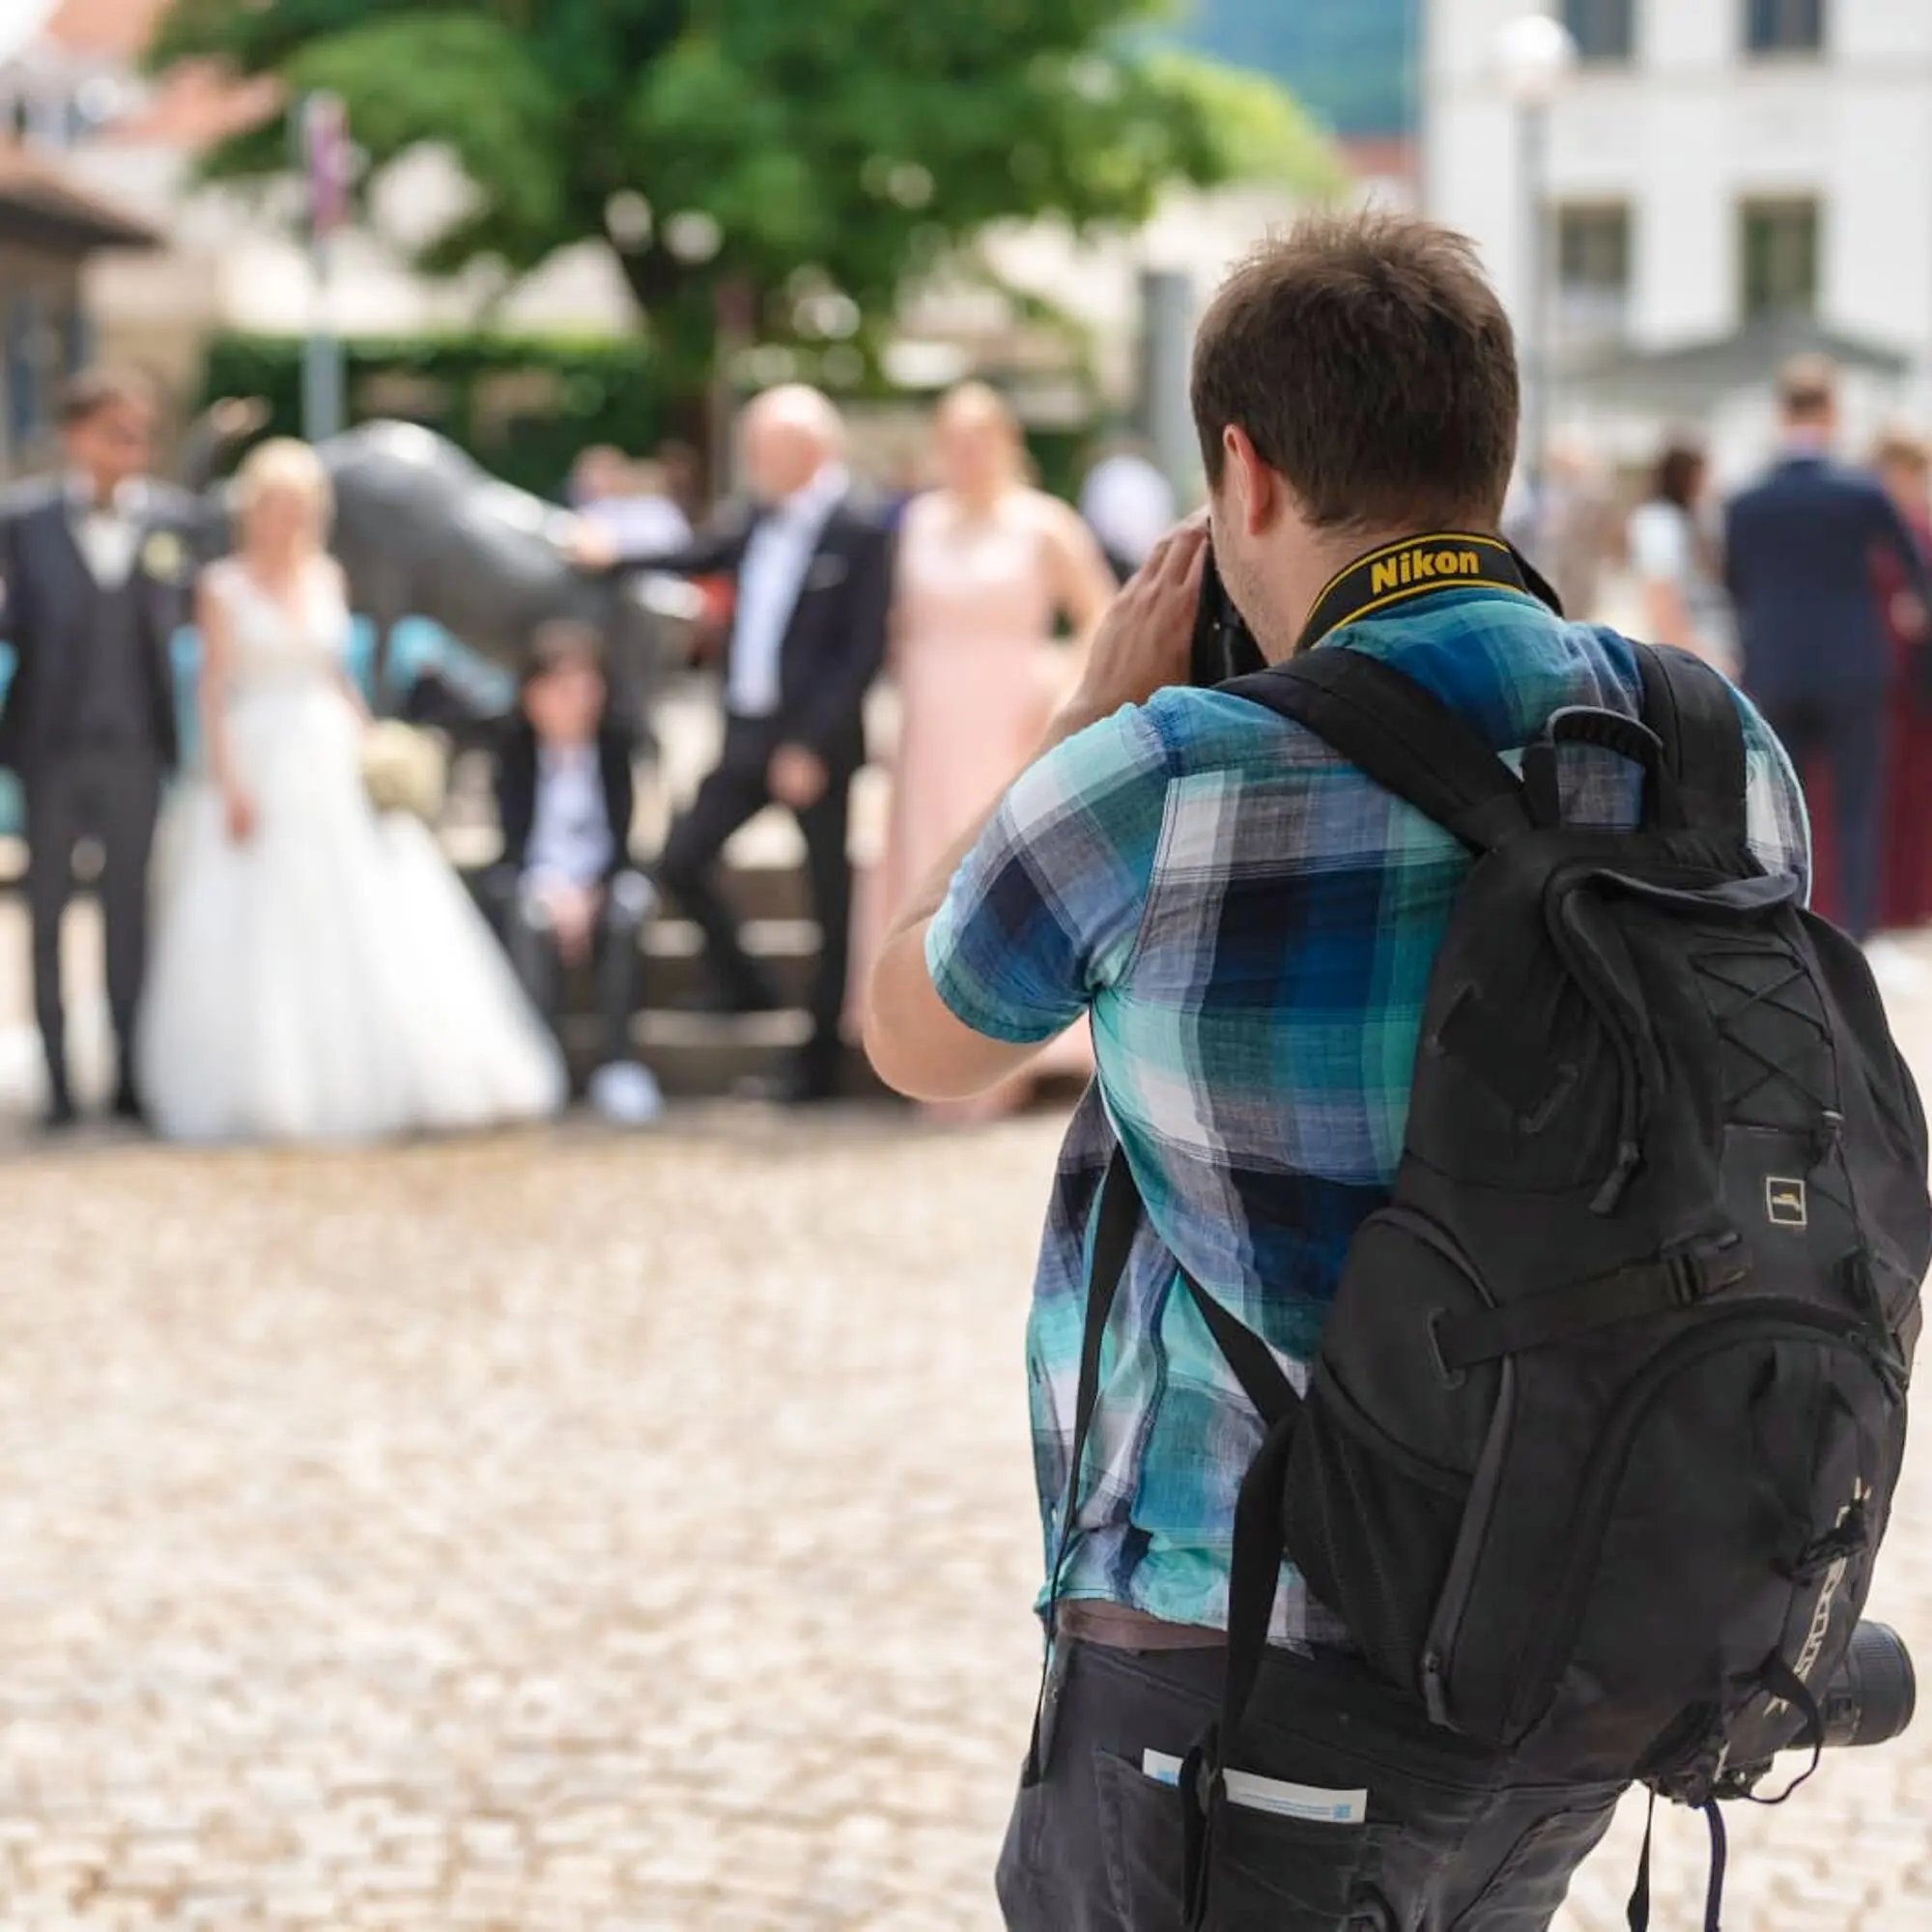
[151,0,1343,392]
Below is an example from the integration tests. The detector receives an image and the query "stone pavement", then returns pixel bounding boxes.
[1,979,1932,1928]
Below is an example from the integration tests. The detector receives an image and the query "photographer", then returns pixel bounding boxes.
[865,213,1810,1927]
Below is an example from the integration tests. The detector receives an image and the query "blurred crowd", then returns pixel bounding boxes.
[11,349,1932,1148]
[1519,355,1932,945]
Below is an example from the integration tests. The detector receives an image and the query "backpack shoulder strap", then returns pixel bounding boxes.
[1634,643,1749,847]
[1224,649,1532,855]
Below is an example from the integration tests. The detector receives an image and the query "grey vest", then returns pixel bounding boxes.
[67,571,156,751]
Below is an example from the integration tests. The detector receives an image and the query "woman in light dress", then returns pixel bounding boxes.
[860,383,1119,1122]
[1629,440,1735,673]
[139,440,565,1143]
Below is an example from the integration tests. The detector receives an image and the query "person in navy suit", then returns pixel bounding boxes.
[1725,357,1932,939]
[0,369,203,1127]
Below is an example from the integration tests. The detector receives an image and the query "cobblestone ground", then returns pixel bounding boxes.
[3,1005,1932,1928]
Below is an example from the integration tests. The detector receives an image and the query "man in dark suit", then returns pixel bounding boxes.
[1726,355,1932,939]
[593,384,893,1102]
[0,368,203,1126]
[487,619,657,1114]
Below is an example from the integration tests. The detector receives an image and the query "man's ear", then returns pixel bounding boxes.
[1222,426,1279,538]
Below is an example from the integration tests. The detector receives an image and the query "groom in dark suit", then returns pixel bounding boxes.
[591,384,893,1101]
[0,368,203,1126]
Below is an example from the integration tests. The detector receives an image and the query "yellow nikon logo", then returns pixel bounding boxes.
[1370,547,1484,596]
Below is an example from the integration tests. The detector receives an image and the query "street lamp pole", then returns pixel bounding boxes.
[1520,95,1552,503]
[296,92,350,443]
[1496,14,1577,516]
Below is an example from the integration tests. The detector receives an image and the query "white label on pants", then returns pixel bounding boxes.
[1141,1749,1368,1826]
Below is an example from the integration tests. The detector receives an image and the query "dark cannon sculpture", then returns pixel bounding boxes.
[185,408,695,739]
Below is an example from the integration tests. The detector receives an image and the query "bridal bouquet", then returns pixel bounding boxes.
[359,721,448,822]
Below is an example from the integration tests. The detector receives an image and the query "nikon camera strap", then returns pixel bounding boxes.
[1293,530,1561,655]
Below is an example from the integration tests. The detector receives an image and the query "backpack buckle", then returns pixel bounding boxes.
[1670,1235,1748,1306]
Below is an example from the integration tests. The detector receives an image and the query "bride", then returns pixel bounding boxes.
[139,439,566,1142]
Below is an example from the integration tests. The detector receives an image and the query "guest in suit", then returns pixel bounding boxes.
[1725,356,1932,938]
[590,384,893,1103]
[489,619,659,1118]
[0,368,203,1127]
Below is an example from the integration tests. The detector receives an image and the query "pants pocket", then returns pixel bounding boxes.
[1095,1750,1378,1930]
[1446,1796,1622,1931]
[995,1769,1059,1929]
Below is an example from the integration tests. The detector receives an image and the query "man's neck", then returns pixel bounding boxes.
[1781,425,1833,460]
[71,471,136,513]
[1263,521,1501,663]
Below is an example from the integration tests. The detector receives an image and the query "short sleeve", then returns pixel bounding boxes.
[1629,502,1688,583]
[1733,686,1813,900]
[924,702,1174,1044]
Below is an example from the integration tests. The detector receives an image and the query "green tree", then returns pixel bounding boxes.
[151,0,1342,401]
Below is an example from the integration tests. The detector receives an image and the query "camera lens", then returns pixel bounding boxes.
[1820,1622,1917,1750]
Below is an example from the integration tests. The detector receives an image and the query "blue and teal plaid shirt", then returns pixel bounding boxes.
[926,585,1810,1645]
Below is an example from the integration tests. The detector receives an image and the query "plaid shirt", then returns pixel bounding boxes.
[926,586,1810,1645]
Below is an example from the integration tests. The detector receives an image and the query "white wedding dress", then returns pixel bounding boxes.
[139,557,566,1143]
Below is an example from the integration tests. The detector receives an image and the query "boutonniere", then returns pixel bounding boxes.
[140,530,187,582]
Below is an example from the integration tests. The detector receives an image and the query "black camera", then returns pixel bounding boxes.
[1803,1619,1916,1751]
[1187,543,1266,688]
[1717,1621,1916,1798]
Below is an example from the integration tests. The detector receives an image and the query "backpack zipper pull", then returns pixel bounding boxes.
[1420,1648,1451,1727]
[1593,1139,1643,1215]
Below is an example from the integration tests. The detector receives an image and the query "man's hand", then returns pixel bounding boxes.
[768,743,828,810]
[529,879,603,966]
[553,883,603,967]
[223,787,256,844]
[564,517,618,571]
[1065,518,1209,723]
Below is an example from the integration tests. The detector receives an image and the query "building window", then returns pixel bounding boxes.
[1557,203,1633,340]
[1741,199,1820,318]
[1747,0,1826,54]
[1565,0,1635,62]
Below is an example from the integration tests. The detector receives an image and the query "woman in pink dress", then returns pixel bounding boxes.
[861,383,1119,1120]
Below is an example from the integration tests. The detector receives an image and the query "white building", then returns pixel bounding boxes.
[1424,0,1932,474]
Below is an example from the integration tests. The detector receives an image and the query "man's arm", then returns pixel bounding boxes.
[575,505,750,577]
[1720,497,1746,609]
[604,733,638,879]
[1867,482,1932,611]
[866,696,1114,1100]
[493,725,535,872]
[865,523,1203,1101]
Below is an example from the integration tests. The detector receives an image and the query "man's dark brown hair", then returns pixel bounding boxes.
[59,365,157,427]
[1190,212,1520,531]
[1778,354,1837,420]
[526,617,606,680]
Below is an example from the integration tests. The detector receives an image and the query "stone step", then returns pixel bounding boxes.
[640,918,820,1009]
[663,858,818,925]
[554,1007,889,1101]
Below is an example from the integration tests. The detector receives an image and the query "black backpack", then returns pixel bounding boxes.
[1060,642,1929,1927]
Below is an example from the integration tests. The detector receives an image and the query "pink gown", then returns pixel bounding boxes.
[857,490,1094,1098]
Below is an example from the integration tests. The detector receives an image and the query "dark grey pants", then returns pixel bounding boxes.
[657,716,858,1090]
[998,1639,1626,1931]
[487,869,653,1072]
[23,748,162,1105]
